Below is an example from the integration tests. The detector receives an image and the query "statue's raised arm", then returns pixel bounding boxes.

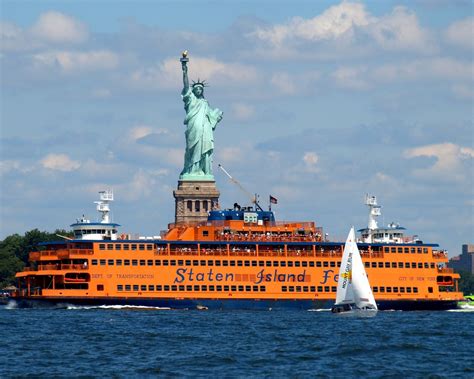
[181,50,189,92]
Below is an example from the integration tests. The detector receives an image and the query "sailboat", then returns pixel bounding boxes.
[331,227,378,314]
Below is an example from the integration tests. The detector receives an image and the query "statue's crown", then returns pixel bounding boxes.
[192,78,208,88]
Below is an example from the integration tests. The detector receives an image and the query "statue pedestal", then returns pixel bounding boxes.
[173,180,220,224]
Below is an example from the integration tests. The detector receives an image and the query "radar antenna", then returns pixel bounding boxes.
[218,164,263,211]
[94,190,114,223]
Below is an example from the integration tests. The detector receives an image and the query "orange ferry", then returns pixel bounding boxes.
[13,190,462,310]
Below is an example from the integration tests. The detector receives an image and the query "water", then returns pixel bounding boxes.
[1,303,473,378]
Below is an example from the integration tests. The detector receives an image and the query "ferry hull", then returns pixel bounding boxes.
[11,296,459,311]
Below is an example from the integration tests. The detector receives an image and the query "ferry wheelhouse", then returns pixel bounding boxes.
[13,191,462,310]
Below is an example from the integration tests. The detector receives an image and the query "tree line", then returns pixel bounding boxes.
[1,230,474,295]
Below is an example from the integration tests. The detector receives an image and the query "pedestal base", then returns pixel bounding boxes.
[173,180,220,224]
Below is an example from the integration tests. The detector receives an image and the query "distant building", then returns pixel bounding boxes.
[449,244,474,274]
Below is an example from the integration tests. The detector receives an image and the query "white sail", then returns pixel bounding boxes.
[335,227,356,305]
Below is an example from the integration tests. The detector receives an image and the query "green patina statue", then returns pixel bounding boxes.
[179,51,223,181]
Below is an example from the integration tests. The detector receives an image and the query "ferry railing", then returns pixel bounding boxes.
[437,267,454,274]
[432,250,448,259]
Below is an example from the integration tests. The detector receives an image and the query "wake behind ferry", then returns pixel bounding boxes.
[13,191,462,310]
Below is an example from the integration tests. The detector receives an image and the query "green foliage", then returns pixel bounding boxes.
[458,270,474,295]
[0,229,73,288]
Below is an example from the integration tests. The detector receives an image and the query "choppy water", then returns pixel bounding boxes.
[1,302,473,378]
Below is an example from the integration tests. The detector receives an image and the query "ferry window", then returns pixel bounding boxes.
[329,262,335,268]
[404,248,409,253]
[387,287,392,293]
[288,261,294,267]
[207,260,213,266]
[237,261,243,267]
[309,262,315,267]
[140,260,146,266]
[430,263,435,269]
[217,260,224,267]
[155,260,161,266]
[371,262,377,268]
[100,259,106,266]
[216,285,222,291]
[398,247,403,253]
[185,260,191,266]
[116,244,122,250]
[365,262,370,268]
[193,285,199,291]
[164,285,170,291]
[141,285,147,291]
[280,261,286,267]
[133,285,139,291]
[117,285,123,291]
[124,260,130,266]
[398,262,403,268]
[373,287,378,293]
[146,245,153,251]
[238,285,244,292]
[202,231,209,237]
[289,286,295,292]
[337,262,341,267]
[282,286,288,292]
[92,259,98,265]
[224,285,230,291]
[418,263,423,269]
[107,244,113,250]
[384,247,390,253]
[392,262,397,268]
[427,287,433,293]
[407,287,412,293]
[317,286,323,292]
[99,244,105,250]
[163,260,169,266]
[331,286,337,292]
[124,244,129,251]
[179,285,185,291]
[108,259,114,266]
[200,260,206,266]
[417,248,422,254]
[400,287,405,293]
[296,261,301,267]
[231,285,237,291]
[260,286,266,292]
[410,248,415,253]
[414,287,419,293]
[385,262,390,268]
[405,263,410,268]
[171,285,177,291]
[424,263,429,269]
[296,286,302,292]
[147,260,153,266]
[316,261,321,267]
[310,286,316,292]
[266,261,271,267]
[187,285,192,291]
[131,244,137,251]
[378,262,383,268]
[132,260,138,266]
[273,261,279,267]
[324,286,330,292]
[187,201,192,211]
[252,261,257,267]
[258,261,264,267]
[380,287,385,293]
[201,285,208,291]
[125,285,131,291]
[393,287,399,293]
[148,285,155,291]
[139,244,145,251]
[322,262,327,268]
[209,285,215,291]
[156,285,162,291]
[423,248,428,254]
[391,247,396,253]
[116,259,122,266]
[411,263,416,269]
[302,261,308,267]
[193,260,198,265]
[245,285,251,291]
[171,260,176,266]
[252,285,258,292]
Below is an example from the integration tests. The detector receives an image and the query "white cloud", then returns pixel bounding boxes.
[444,17,474,50]
[40,153,81,172]
[270,72,298,95]
[129,125,154,141]
[231,103,255,121]
[332,66,370,90]
[451,83,474,100]
[129,56,258,90]
[303,151,320,173]
[404,143,474,181]
[32,50,119,73]
[30,11,88,44]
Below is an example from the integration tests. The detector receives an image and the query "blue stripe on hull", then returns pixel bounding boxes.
[12,297,458,311]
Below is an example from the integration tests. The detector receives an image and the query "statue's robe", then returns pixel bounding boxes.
[181,87,222,176]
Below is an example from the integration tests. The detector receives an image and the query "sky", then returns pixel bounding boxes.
[1,0,472,256]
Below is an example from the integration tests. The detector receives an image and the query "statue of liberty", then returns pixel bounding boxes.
[179,51,223,180]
